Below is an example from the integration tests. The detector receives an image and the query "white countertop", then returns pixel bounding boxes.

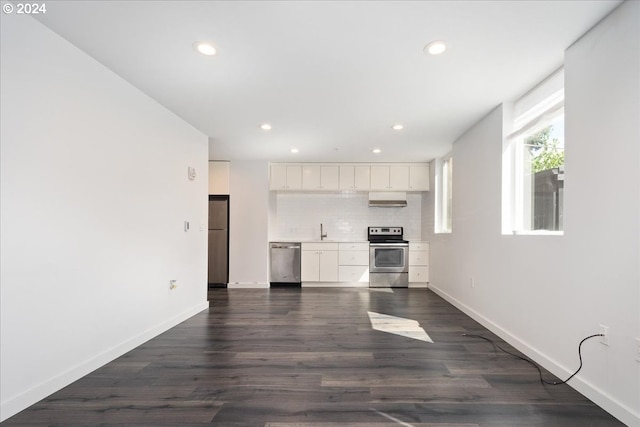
[269,239,428,243]
[270,239,368,243]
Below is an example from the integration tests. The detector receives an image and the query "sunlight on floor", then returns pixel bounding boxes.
[367,311,433,343]
[369,407,416,426]
[369,288,395,293]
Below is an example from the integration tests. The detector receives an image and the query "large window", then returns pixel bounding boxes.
[435,153,453,233]
[503,68,564,234]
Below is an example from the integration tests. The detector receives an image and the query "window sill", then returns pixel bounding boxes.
[507,230,563,236]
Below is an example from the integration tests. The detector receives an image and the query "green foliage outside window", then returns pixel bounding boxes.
[524,126,565,173]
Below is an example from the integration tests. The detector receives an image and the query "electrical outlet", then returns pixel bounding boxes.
[599,324,609,346]
[635,338,640,362]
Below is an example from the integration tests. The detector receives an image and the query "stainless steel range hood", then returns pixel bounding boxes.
[368,192,407,208]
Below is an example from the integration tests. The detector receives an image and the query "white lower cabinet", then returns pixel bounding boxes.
[409,241,429,286]
[300,241,427,286]
[409,266,429,283]
[301,242,339,282]
[338,242,369,283]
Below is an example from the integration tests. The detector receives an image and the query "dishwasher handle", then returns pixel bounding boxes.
[270,242,301,249]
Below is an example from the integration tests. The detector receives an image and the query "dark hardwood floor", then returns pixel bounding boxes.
[2,288,624,426]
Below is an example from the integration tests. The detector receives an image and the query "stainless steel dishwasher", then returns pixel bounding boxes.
[269,242,301,285]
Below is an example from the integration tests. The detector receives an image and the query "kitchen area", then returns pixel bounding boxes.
[209,160,431,290]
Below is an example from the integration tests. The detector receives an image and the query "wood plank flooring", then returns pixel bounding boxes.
[2,288,625,426]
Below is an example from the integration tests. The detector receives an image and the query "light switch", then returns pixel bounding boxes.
[184,221,190,232]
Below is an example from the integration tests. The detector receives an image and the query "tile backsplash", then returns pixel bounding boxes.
[272,192,422,241]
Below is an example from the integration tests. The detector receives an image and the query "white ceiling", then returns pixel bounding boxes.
[34,1,621,163]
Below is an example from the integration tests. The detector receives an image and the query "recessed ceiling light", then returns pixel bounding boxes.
[424,40,446,55]
[392,124,404,131]
[260,123,272,131]
[290,148,299,154]
[372,148,382,154]
[193,41,216,56]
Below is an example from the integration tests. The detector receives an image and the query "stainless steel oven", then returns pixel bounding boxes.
[368,227,409,288]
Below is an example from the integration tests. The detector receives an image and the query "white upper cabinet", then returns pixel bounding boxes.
[389,166,409,190]
[303,165,339,190]
[270,164,302,190]
[354,166,371,190]
[339,165,370,190]
[370,165,390,190]
[409,164,430,191]
[271,163,428,192]
[208,161,230,195]
[371,165,409,190]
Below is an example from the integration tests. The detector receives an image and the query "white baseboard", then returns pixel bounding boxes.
[408,282,428,288]
[302,282,368,288]
[0,301,209,422]
[428,284,640,427]
[227,282,269,288]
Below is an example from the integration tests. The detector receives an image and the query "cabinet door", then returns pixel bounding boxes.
[339,250,369,265]
[409,251,429,266]
[301,250,320,281]
[321,166,339,190]
[287,165,302,190]
[302,165,321,190]
[339,266,369,283]
[338,242,370,251]
[318,250,339,282]
[389,166,409,190]
[339,166,355,190]
[354,166,371,190]
[209,161,230,195]
[270,165,288,190]
[370,166,390,190]
[303,165,339,190]
[409,242,429,252]
[409,266,429,283]
[409,164,430,191]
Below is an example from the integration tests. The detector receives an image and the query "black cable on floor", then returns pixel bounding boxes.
[462,333,603,386]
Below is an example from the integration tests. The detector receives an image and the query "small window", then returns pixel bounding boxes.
[435,153,453,233]
[503,68,564,235]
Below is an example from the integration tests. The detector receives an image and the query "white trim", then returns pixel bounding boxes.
[227,282,270,288]
[508,101,565,141]
[0,301,209,422]
[503,77,565,235]
[513,67,564,120]
[301,282,368,288]
[428,284,639,427]
[435,152,453,234]
[512,230,564,236]
[408,282,428,288]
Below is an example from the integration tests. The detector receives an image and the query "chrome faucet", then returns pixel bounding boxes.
[320,223,328,241]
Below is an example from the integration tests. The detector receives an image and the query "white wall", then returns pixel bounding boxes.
[228,161,270,285]
[0,15,209,421]
[426,2,639,425]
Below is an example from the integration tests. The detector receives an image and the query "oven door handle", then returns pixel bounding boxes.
[369,243,409,247]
